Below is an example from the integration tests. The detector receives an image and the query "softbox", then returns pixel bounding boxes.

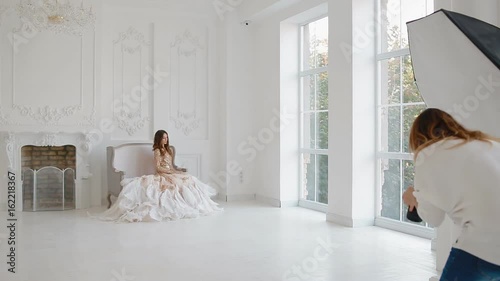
[407,9,500,137]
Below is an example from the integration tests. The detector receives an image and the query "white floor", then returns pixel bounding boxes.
[0,201,436,281]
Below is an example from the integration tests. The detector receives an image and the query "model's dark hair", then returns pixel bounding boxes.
[409,108,495,158]
[152,130,172,156]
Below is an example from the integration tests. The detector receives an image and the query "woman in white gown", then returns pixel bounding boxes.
[99,130,222,222]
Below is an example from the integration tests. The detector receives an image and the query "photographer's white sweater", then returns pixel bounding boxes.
[413,138,500,266]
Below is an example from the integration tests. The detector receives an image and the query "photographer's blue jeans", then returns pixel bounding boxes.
[440,248,500,281]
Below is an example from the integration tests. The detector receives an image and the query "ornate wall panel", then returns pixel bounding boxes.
[1,15,96,127]
[111,26,153,140]
[175,154,201,178]
[168,28,208,140]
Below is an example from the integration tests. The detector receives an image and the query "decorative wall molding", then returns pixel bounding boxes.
[35,132,60,146]
[175,153,201,178]
[168,29,208,139]
[113,26,151,46]
[112,26,152,137]
[79,132,95,154]
[4,132,15,169]
[12,104,82,125]
[171,30,204,56]
[11,29,84,125]
[114,113,150,136]
[6,22,97,127]
[0,6,13,27]
[0,106,14,126]
[79,109,96,127]
[171,117,202,136]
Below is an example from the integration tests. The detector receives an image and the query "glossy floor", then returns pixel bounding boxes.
[0,201,436,281]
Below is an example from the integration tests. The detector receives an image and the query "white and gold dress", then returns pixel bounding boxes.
[98,148,222,222]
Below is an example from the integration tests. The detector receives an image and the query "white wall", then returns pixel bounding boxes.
[452,0,498,25]
[236,0,376,216]
[218,11,259,201]
[0,0,224,210]
[212,0,330,204]
[279,21,300,207]
[434,0,499,25]
[250,15,281,203]
[240,0,327,206]
[236,0,376,223]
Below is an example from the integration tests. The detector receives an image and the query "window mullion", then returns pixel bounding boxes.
[315,154,318,202]
[315,75,318,149]
[376,48,409,61]
[399,159,403,221]
[377,152,413,160]
[299,66,328,77]
[400,57,404,153]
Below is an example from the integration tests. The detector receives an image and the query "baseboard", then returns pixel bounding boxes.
[326,212,374,227]
[280,199,299,208]
[226,194,256,201]
[255,195,280,207]
[431,237,437,251]
[374,217,434,239]
[298,200,326,212]
[217,193,228,202]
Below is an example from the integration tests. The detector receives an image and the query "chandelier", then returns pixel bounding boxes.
[17,0,95,36]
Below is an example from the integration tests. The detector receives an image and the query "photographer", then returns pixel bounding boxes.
[402,108,500,280]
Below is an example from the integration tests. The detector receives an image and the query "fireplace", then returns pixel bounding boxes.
[22,145,76,211]
[4,132,93,211]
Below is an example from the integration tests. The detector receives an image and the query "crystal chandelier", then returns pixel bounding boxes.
[17,0,95,36]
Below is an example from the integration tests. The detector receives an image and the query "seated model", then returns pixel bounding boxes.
[99,130,222,222]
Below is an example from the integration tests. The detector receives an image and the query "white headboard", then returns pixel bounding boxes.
[111,143,155,178]
[106,143,155,207]
[106,143,193,208]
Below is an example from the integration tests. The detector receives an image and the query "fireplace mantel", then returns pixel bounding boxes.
[3,131,93,210]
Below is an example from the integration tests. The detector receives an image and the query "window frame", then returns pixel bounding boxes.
[374,0,433,237]
[298,16,329,210]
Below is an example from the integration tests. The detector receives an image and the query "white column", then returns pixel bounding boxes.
[327,0,376,227]
[279,21,300,207]
[327,0,354,226]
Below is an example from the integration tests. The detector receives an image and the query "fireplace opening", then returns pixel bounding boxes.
[21,145,76,211]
